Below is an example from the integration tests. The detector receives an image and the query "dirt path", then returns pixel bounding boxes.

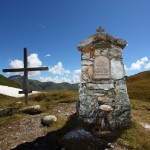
[0,102,128,150]
[0,103,76,150]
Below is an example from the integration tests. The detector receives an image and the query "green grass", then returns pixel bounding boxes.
[0,87,150,149]
[127,79,150,100]
[29,90,79,112]
[117,120,150,150]
[126,71,150,101]
[0,90,78,123]
[0,94,20,108]
[0,74,20,88]
[116,98,150,150]
[0,113,23,126]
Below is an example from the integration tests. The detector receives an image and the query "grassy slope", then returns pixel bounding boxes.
[0,74,20,88]
[0,71,150,149]
[126,70,150,100]
[0,90,149,149]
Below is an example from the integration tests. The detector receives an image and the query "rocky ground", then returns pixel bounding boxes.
[0,102,76,150]
[0,102,128,150]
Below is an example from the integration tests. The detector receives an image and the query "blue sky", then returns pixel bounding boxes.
[0,0,150,83]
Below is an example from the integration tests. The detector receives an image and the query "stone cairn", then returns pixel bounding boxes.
[77,28,131,133]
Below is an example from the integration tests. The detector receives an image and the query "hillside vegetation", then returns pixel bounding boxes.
[0,74,20,88]
[8,75,78,91]
[126,70,150,100]
[0,71,150,149]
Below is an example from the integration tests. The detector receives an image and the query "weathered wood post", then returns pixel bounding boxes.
[24,48,28,104]
[3,48,48,105]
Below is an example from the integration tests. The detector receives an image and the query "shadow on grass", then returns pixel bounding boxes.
[12,113,123,150]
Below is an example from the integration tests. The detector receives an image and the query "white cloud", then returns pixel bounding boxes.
[45,54,51,57]
[39,68,81,84]
[145,62,150,69]
[38,76,72,83]
[9,59,24,68]
[124,65,128,71]
[28,53,42,76]
[125,57,149,71]
[28,53,42,67]
[39,75,80,84]
[73,69,81,74]
[72,74,80,83]
[9,53,43,76]
[71,69,81,83]
[49,62,71,75]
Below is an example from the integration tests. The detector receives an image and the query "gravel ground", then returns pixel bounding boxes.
[0,102,128,150]
[0,102,76,150]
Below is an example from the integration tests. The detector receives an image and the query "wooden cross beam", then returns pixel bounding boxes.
[3,48,48,105]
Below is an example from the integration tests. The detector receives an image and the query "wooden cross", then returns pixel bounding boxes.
[3,48,48,104]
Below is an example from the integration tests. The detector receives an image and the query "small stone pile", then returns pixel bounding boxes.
[77,30,131,132]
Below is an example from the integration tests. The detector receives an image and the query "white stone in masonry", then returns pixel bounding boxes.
[82,52,90,60]
[87,83,114,90]
[111,58,125,79]
[81,60,93,66]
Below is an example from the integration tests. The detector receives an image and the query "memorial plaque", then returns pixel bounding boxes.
[93,56,110,79]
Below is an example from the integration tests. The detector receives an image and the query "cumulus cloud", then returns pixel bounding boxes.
[72,74,80,83]
[39,68,81,84]
[73,69,81,74]
[145,62,150,69]
[10,59,24,68]
[71,69,81,83]
[124,65,128,71]
[28,53,42,67]
[28,53,42,76]
[125,57,149,71]
[38,76,72,83]
[9,53,43,76]
[49,62,71,75]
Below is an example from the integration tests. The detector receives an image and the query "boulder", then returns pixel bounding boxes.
[0,107,13,117]
[21,105,42,115]
[99,105,113,112]
[41,115,57,126]
[63,129,93,140]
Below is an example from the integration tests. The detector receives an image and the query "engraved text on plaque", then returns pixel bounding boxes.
[93,56,110,79]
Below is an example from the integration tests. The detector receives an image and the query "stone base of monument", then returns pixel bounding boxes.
[77,29,131,133]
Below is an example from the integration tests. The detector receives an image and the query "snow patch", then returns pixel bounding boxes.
[0,85,39,97]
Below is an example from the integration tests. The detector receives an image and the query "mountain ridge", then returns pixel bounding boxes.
[0,74,20,88]
[0,74,78,91]
[0,70,150,100]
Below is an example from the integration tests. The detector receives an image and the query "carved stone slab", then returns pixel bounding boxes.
[93,56,110,79]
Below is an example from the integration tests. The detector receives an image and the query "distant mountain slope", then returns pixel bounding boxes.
[126,70,150,83]
[7,75,78,91]
[126,71,150,100]
[0,74,20,88]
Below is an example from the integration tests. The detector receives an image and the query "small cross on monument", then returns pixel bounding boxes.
[3,48,48,105]
[96,26,105,33]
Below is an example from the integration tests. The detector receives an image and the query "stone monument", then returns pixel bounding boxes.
[77,27,131,132]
